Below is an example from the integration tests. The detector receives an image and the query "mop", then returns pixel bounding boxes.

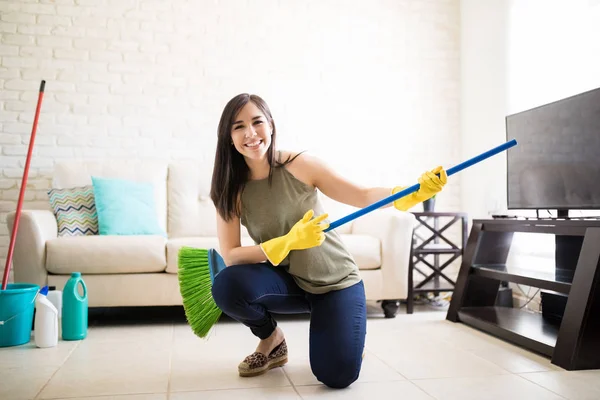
[1,80,46,290]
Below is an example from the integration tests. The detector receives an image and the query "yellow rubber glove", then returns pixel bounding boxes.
[392,166,448,211]
[260,209,329,266]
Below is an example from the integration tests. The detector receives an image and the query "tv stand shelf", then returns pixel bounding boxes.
[457,306,559,356]
[447,218,600,370]
[471,264,572,294]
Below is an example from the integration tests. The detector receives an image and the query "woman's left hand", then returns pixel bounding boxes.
[392,166,447,211]
[416,166,447,200]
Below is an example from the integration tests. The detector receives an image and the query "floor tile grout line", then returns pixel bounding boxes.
[406,379,442,400]
[408,374,570,400]
[438,325,567,374]
[362,348,410,381]
[517,372,570,399]
[409,374,511,382]
[455,345,517,375]
[281,365,303,399]
[462,348,563,373]
[446,324,571,375]
[166,323,175,400]
[37,391,167,400]
[369,322,558,381]
[34,340,82,400]
[168,385,295,395]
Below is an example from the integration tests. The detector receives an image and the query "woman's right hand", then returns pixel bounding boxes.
[260,209,329,265]
[286,209,329,249]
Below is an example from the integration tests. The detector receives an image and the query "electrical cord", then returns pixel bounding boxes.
[520,288,540,310]
[516,283,541,311]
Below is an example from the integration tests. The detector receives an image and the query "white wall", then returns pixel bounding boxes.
[0,0,461,282]
[461,0,600,220]
[508,0,600,116]
[459,0,509,221]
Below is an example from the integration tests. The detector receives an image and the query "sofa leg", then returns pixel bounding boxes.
[381,300,399,318]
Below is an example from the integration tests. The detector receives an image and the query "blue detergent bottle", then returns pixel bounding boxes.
[62,272,88,340]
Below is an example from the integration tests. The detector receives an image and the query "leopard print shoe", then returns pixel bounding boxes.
[238,339,288,377]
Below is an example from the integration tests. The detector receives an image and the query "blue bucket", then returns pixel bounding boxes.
[0,283,40,347]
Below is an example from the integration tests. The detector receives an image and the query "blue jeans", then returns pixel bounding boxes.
[211,262,367,389]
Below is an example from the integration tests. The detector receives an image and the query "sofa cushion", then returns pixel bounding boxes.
[47,185,98,236]
[167,162,253,238]
[339,233,381,270]
[92,176,166,236]
[46,235,167,274]
[166,236,256,274]
[52,161,168,234]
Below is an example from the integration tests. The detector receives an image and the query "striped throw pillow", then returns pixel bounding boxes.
[48,185,99,236]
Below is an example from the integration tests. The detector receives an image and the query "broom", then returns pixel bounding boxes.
[177,138,518,338]
[178,247,226,338]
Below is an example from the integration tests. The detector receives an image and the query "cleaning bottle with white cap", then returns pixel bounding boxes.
[34,286,59,348]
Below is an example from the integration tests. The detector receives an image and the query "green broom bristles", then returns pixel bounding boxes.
[177,247,222,338]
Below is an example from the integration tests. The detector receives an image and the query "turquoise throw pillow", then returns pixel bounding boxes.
[91,176,165,236]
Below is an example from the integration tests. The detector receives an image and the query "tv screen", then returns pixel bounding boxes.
[506,87,600,210]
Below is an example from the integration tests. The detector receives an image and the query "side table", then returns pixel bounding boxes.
[407,212,468,313]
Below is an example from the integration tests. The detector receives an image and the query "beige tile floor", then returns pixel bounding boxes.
[1,302,599,400]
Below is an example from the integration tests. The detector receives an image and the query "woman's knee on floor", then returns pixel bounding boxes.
[311,356,361,389]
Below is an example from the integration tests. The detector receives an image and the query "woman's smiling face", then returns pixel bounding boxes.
[230,101,273,161]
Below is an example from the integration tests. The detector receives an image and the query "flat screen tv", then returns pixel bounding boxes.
[506,86,600,214]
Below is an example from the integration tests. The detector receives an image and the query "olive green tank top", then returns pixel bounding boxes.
[240,154,361,294]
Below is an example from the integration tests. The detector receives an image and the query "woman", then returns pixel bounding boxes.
[209,93,447,388]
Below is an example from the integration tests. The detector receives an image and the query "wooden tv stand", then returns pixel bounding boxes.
[446,218,600,370]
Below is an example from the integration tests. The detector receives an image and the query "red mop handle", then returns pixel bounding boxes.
[2,80,45,290]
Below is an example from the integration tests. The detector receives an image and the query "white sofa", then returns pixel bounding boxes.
[7,160,416,317]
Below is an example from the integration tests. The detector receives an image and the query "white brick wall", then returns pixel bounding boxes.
[0,0,461,283]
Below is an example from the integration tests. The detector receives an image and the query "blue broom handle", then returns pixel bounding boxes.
[324,139,518,232]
